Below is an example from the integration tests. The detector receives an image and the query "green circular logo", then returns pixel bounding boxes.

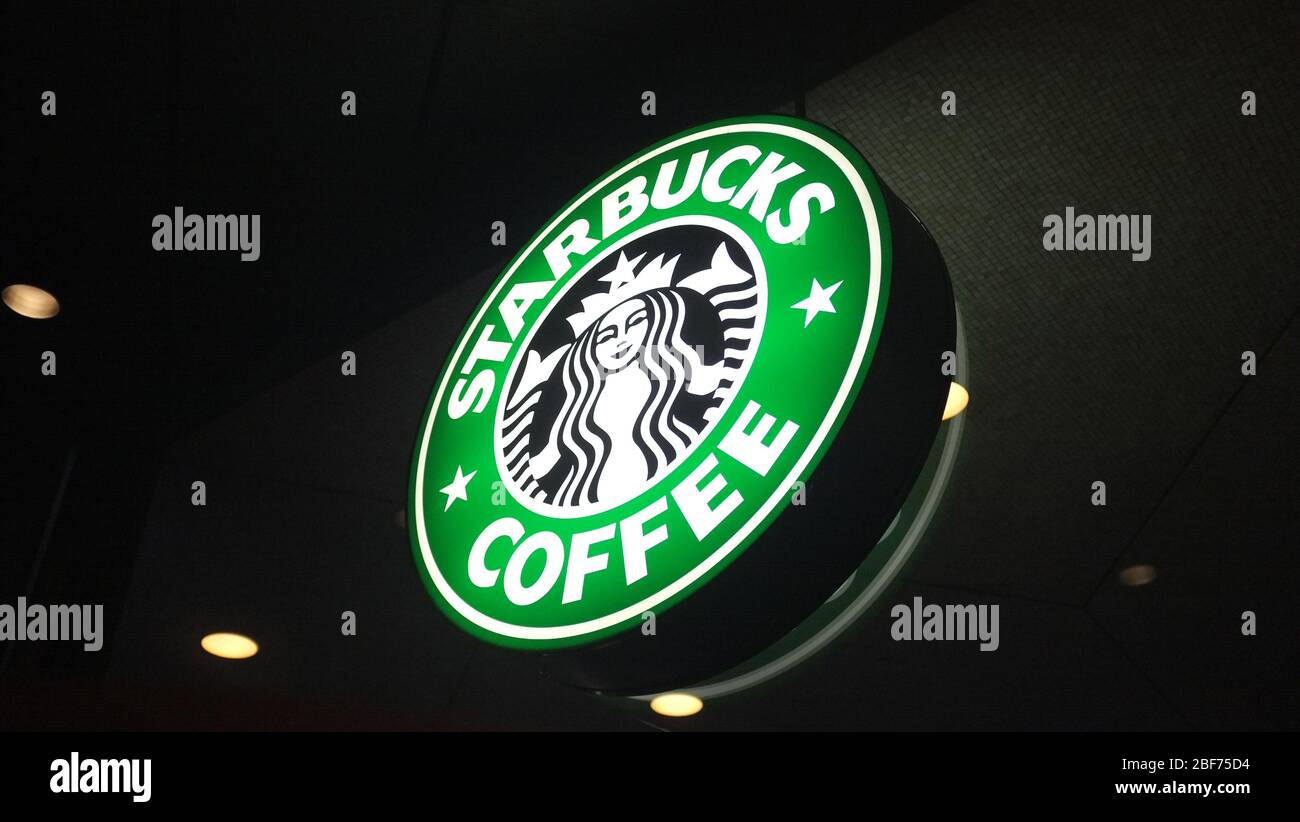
[410,116,892,650]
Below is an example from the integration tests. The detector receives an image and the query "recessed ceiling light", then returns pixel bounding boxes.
[942,381,969,420]
[649,693,703,717]
[2,284,60,319]
[1118,564,1157,587]
[201,632,259,659]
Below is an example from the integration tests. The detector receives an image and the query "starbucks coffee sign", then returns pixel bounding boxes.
[410,116,954,692]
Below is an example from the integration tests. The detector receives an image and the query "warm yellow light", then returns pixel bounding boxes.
[649,693,703,717]
[1118,564,1157,587]
[942,381,969,420]
[2,284,60,319]
[201,632,259,659]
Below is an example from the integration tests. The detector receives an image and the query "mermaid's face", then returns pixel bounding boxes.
[594,297,649,372]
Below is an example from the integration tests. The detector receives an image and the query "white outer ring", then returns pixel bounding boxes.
[415,122,883,641]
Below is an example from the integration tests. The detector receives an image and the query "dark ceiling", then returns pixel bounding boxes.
[2,0,1297,731]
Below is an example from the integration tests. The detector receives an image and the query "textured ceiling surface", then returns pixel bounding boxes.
[6,0,1296,730]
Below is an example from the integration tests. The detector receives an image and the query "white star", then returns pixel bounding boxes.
[439,466,477,511]
[791,278,843,327]
[599,251,646,291]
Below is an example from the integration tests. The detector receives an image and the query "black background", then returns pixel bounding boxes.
[2,0,1297,737]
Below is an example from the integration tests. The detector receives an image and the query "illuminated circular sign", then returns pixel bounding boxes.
[409,116,954,692]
